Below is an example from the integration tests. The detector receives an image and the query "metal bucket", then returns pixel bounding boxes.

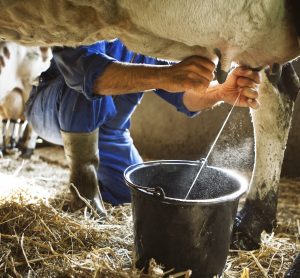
[124,160,248,278]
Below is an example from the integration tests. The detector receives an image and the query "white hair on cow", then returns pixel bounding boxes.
[0,0,298,73]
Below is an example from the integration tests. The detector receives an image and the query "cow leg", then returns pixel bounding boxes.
[0,102,8,155]
[1,119,18,151]
[0,118,5,157]
[285,253,300,278]
[19,123,38,159]
[16,119,26,146]
[7,119,17,149]
[232,63,299,250]
[0,88,31,155]
[1,119,9,154]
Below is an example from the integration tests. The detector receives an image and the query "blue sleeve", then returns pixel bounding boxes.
[52,42,116,100]
[154,90,199,118]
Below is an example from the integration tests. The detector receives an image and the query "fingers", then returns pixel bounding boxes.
[233,67,261,84]
[239,87,258,99]
[184,56,216,72]
[238,95,260,109]
[247,99,260,109]
[180,56,216,82]
[238,87,259,109]
[234,67,261,109]
[185,63,215,82]
[167,56,216,94]
[218,66,261,109]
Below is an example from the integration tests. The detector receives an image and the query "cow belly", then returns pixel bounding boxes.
[0,0,299,69]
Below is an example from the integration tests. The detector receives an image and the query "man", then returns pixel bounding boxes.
[25,39,261,216]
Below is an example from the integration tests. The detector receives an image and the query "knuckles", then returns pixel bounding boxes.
[181,56,216,72]
[186,71,198,80]
[170,55,216,93]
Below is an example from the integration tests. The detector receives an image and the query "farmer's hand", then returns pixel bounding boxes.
[161,56,216,94]
[218,67,261,109]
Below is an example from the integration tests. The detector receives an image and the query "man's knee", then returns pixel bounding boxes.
[99,171,131,205]
[59,91,116,133]
[25,86,62,145]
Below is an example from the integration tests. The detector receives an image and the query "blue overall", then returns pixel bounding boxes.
[25,39,197,205]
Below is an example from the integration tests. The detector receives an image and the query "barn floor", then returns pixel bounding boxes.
[0,146,299,278]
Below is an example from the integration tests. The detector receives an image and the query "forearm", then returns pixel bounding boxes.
[93,61,169,95]
[182,81,222,111]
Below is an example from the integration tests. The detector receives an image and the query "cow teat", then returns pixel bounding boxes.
[214,48,229,84]
[266,63,283,85]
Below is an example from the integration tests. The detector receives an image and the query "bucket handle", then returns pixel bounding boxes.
[132,159,206,201]
[197,158,207,166]
[135,185,166,200]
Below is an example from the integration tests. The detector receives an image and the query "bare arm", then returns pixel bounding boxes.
[93,56,260,111]
[93,56,215,96]
[93,62,168,95]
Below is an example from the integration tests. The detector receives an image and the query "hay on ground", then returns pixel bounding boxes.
[0,156,299,277]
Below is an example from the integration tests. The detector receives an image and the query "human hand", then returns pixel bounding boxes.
[161,56,216,94]
[218,67,261,109]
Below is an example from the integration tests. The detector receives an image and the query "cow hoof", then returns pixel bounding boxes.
[1,148,9,156]
[231,200,277,250]
[231,210,261,250]
[284,253,300,278]
[20,148,34,159]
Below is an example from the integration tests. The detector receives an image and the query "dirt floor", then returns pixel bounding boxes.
[0,146,299,277]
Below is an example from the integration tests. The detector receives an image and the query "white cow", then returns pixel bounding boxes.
[0,1,299,79]
[0,0,299,276]
[0,42,52,157]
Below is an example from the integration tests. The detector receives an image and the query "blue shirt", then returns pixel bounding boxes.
[51,39,197,119]
[28,39,199,205]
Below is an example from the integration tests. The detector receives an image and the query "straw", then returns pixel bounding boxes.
[0,156,299,277]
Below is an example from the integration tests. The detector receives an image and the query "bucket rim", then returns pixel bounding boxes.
[124,160,248,205]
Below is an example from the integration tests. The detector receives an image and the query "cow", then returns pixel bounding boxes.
[0,1,299,82]
[0,42,52,157]
[0,0,298,276]
[232,63,300,278]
